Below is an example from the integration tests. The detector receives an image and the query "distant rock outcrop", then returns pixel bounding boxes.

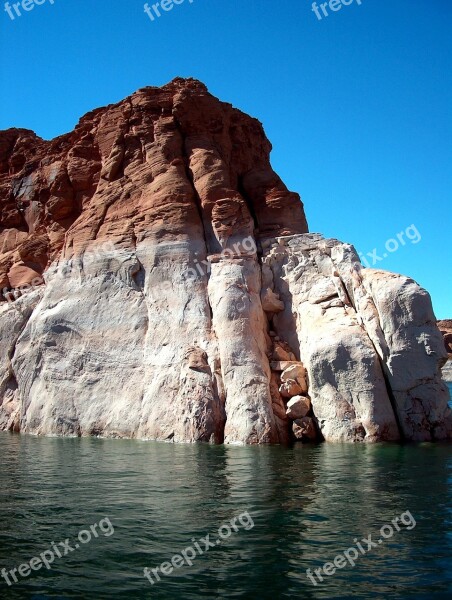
[438,320,452,383]
[438,320,452,357]
[0,78,450,443]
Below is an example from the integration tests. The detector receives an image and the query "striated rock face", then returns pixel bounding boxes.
[0,78,450,444]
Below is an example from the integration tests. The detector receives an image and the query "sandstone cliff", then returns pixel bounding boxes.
[0,78,450,443]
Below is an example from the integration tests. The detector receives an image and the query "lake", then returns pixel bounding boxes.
[0,412,451,599]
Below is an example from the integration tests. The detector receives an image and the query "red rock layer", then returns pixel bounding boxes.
[0,78,308,298]
[438,320,452,358]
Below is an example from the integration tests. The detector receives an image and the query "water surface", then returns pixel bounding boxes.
[0,428,451,599]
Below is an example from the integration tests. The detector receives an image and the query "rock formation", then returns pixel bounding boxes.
[0,78,450,443]
[438,320,452,383]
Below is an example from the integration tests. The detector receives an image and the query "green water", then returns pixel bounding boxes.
[0,433,451,600]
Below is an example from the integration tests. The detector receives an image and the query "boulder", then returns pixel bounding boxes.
[273,342,297,362]
[186,347,211,373]
[292,417,317,442]
[279,379,303,398]
[281,363,308,393]
[286,396,311,419]
[270,361,301,372]
[261,288,284,313]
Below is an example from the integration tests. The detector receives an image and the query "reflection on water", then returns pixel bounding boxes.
[0,434,451,599]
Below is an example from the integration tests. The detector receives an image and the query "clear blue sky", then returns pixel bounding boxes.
[0,0,450,317]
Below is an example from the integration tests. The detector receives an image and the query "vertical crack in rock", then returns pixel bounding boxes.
[331,265,405,440]
[171,83,281,444]
[330,249,452,441]
[0,289,43,432]
[172,112,215,261]
[171,110,226,440]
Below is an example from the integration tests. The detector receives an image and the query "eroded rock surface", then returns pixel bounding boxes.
[0,78,450,443]
[438,320,452,383]
[265,235,451,442]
